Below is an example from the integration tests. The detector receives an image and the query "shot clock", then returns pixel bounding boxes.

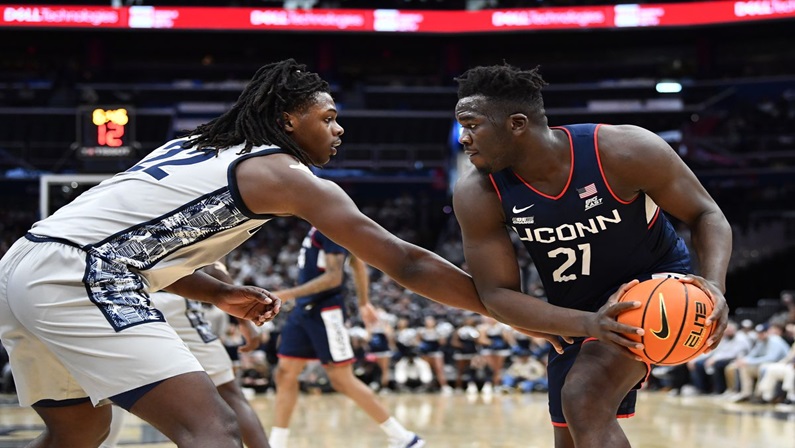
[76,106,136,158]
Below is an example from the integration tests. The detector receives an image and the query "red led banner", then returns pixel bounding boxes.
[1,1,794,32]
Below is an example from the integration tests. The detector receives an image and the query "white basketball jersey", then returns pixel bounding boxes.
[30,137,285,291]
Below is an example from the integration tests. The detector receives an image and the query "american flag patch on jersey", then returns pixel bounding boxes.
[577,183,597,198]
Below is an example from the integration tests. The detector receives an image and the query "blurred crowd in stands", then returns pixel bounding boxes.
[682,89,795,169]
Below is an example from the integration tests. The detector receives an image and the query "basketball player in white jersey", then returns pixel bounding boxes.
[0,59,499,447]
[101,262,269,448]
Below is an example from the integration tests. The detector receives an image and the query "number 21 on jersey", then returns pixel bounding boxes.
[548,243,591,282]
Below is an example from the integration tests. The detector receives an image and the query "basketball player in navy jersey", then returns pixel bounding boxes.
[269,227,423,448]
[0,59,490,448]
[452,63,731,448]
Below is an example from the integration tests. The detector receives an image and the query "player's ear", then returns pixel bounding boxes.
[509,113,528,133]
[281,112,295,132]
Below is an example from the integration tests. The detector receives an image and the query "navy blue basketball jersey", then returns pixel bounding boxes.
[489,124,691,312]
[295,227,349,308]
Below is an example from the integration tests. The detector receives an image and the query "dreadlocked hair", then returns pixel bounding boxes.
[183,58,331,167]
[455,62,548,121]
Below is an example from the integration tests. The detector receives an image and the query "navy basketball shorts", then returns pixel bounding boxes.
[547,337,647,427]
[278,296,354,365]
[419,340,443,358]
[368,333,393,358]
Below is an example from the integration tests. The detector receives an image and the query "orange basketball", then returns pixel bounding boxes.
[616,277,715,366]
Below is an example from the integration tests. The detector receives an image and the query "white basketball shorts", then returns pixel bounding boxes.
[151,291,235,386]
[0,237,203,407]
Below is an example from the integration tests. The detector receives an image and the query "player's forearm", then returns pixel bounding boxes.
[690,209,732,292]
[278,273,340,300]
[350,257,371,306]
[393,251,488,315]
[481,289,591,337]
[164,271,231,305]
[355,236,487,315]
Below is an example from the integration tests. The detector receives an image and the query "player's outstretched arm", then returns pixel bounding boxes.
[233,153,488,316]
[452,166,643,349]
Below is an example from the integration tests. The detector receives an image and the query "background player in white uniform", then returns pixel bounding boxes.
[477,316,517,394]
[450,314,482,393]
[0,59,491,447]
[367,307,398,392]
[417,315,454,394]
[101,262,269,448]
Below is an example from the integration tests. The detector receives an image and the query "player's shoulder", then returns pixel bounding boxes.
[453,165,504,222]
[454,164,492,196]
[236,152,319,186]
[233,152,339,216]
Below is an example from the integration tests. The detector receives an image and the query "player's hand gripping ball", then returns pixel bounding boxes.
[617,277,715,365]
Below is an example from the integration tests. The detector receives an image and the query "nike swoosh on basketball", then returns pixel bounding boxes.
[652,293,670,339]
[512,204,535,214]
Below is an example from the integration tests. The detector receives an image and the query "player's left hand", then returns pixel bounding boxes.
[216,285,282,326]
[680,275,729,352]
[510,326,573,354]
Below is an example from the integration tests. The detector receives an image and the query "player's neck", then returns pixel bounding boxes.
[511,127,571,190]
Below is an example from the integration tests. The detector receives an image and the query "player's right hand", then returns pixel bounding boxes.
[588,280,646,360]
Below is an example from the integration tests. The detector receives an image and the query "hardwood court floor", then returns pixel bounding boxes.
[1,390,793,447]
